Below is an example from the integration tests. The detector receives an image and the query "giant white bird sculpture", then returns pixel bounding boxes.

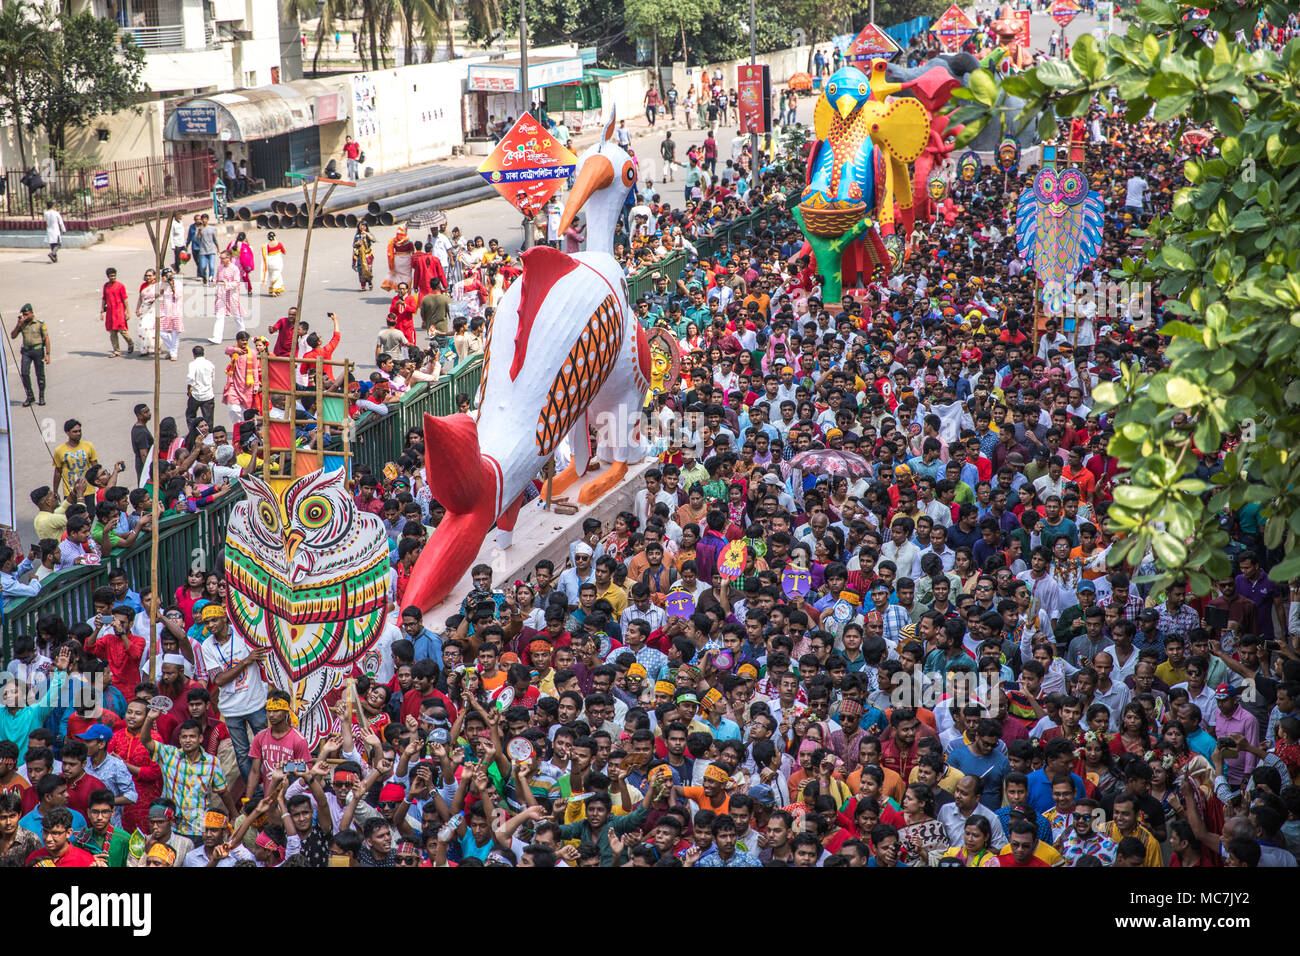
[403,111,651,612]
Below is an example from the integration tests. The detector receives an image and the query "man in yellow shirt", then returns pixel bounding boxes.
[595,557,628,620]
[31,484,76,540]
[1155,634,1188,688]
[1105,792,1163,867]
[52,419,97,497]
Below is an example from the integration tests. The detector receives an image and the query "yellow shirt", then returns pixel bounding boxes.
[997,840,1064,866]
[34,502,69,541]
[1106,822,1163,867]
[598,582,628,619]
[941,846,1000,867]
[1155,661,1187,687]
[53,440,97,495]
[908,765,962,794]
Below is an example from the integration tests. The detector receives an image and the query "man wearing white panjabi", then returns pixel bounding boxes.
[210,250,246,344]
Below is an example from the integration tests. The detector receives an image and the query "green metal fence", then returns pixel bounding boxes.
[2,486,245,654]
[691,202,787,262]
[350,355,483,476]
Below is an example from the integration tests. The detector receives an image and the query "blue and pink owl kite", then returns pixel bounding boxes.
[1015,164,1104,313]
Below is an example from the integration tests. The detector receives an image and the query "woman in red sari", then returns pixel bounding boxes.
[601,512,638,562]
[1108,702,1155,757]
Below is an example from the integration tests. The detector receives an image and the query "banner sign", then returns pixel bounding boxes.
[846,23,902,62]
[932,5,978,51]
[737,63,772,135]
[477,112,578,217]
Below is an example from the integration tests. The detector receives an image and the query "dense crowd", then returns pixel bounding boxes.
[3,79,1298,870]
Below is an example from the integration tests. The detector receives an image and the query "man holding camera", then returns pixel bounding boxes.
[245,690,311,803]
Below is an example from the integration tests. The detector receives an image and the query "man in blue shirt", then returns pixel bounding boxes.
[107,568,144,615]
[399,605,442,663]
[946,718,1012,809]
[1026,737,1087,815]
[19,774,87,837]
[0,545,41,603]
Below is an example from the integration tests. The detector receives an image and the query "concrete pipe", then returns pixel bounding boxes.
[368,200,383,216]
[345,213,359,228]
[379,212,394,226]
[256,214,269,228]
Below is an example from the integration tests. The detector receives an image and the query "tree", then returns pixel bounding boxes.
[395,0,444,64]
[432,0,457,59]
[26,9,146,159]
[949,0,1300,592]
[624,0,716,93]
[465,0,504,44]
[789,0,855,71]
[0,0,43,167]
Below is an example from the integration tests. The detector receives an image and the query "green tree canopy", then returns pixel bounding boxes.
[949,0,1300,591]
[21,8,147,159]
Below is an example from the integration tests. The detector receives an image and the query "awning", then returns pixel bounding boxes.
[467,56,584,93]
[164,79,348,144]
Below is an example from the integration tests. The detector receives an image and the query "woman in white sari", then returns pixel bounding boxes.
[260,231,287,296]
[134,268,159,356]
[381,226,415,291]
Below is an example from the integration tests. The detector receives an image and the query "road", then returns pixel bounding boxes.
[0,12,1102,535]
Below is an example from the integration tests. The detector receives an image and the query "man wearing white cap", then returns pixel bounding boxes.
[557,542,598,608]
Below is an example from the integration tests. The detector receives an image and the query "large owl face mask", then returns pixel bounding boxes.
[1033,167,1089,218]
[224,467,390,745]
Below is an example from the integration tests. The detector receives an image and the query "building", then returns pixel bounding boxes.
[1,0,289,169]
[80,0,287,95]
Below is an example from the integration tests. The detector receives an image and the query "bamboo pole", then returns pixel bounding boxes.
[285,176,344,364]
[141,211,176,682]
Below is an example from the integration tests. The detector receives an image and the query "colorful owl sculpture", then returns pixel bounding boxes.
[1014,165,1105,312]
[224,467,390,746]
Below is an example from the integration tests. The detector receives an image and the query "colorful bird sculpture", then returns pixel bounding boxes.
[401,111,651,613]
[797,61,930,301]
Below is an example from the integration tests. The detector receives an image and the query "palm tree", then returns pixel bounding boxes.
[0,0,44,167]
[466,0,501,44]
[394,0,441,65]
[431,0,456,59]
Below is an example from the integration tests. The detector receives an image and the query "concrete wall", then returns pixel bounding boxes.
[330,59,470,176]
[326,43,579,175]
[62,102,169,167]
[598,70,654,128]
[669,44,815,93]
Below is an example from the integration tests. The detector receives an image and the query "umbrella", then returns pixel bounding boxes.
[1180,129,1212,150]
[782,448,871,480]
[781,449,871,510]
[407,208,448,230]
[788,72,813,92]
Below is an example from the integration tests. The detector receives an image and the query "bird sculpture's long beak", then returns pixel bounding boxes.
[835,94,857,119]
[558,154,614,236]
